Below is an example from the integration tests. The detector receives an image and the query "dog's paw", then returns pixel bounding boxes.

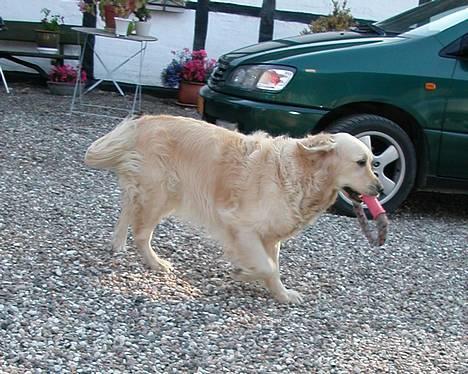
[286,289,303,304]
[276,289,303,304]
[148,258,173,273]
[111,242,126,253]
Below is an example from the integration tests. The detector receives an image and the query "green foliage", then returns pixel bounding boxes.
[134,2,151,21]
[79,0,139,18]
[303,0,355,34]
[40,8,64,32]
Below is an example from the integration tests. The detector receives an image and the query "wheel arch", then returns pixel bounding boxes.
[314,102,429,188]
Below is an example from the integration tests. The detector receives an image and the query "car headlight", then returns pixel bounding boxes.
[227,65,295,92]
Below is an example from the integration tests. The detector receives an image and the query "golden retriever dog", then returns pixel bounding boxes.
[85,115,382,303]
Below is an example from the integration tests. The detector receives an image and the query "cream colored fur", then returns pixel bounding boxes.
[85,115,382,303]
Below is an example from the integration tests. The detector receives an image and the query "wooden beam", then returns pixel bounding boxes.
[82,0,96,79]
[259,0,275,42]
[193,0,209,51]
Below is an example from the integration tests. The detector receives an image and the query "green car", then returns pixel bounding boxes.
[199,0,468,215]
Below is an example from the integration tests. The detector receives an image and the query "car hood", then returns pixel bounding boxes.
[221,31,389,65]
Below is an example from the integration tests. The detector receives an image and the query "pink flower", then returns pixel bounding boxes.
[178,49,216,83]
[48,64,87,83]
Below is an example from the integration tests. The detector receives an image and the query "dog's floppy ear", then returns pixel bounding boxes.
[297,134,336,155]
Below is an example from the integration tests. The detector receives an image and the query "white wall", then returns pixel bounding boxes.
[2,0,82,23]
[276,0,418,21]
[1,0,420,86]
[205,12,260,62]
[273,20,307,40]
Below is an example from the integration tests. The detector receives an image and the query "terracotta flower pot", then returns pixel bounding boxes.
[103,4,117,31]
[101,1,136,31]
[177,80,205,106]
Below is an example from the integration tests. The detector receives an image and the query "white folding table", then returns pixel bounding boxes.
[70,27,157,118]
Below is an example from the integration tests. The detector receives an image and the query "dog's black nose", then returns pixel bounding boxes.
[377,184,384,194]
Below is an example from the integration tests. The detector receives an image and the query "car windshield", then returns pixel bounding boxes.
[374,0,468,35]
[403,8,468,37]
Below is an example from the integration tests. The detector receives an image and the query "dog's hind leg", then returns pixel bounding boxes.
[111,192,131,252]
[229,231,303,304]
[131,191,174,272]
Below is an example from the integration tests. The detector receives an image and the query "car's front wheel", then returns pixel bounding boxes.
[326,114,417,216]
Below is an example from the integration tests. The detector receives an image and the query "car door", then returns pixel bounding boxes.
[438,33,468,179]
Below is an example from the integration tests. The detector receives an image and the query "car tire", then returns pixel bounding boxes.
[326,114,417,216]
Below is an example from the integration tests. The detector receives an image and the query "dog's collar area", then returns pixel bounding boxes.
[343,186,362,203]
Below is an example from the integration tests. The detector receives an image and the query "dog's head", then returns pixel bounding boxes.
[332,132,383,201]
[297,132,383,202]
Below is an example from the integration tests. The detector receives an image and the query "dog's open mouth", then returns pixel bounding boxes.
[343,186,362,203]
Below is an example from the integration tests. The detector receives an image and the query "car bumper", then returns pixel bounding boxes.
[199,85,329,137]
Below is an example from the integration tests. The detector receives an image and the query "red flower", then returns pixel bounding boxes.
[48,64,87,83]
[180,50,216,83]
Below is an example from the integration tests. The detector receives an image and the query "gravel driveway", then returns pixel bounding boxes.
[0,82,467,373]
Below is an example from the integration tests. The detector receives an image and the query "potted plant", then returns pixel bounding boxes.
[133,0,152,36]
[161,48,216,106]
[36,8,64,50]
[302,0,355,34]
[78,0,137,31]
[47,64,87,95]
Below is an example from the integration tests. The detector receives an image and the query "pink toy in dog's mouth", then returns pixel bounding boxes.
[352,195,388,247]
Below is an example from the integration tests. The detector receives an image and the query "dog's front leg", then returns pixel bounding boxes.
[230,231,303,304]
[264,273,303,304]
[263,241,303,304]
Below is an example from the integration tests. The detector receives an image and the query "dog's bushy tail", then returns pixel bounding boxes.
[84,117,142,173]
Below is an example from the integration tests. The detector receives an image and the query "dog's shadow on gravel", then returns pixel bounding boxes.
[93,241,308,313]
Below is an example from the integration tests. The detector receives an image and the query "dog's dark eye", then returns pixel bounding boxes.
[357,159,366,166]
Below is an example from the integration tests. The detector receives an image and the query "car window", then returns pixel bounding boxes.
[403,8,468,37]
[375,0,468,35]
